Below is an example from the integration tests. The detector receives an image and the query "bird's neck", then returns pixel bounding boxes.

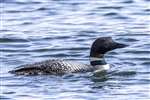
[90,54,107,66]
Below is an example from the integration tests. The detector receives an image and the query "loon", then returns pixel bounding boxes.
[9,37,127,75]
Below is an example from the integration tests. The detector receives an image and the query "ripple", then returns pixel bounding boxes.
[124,50,150,54]
[27,47,88,53]
[141,62,150,66]
[28,36,70,41]
[36,7,48,11]
[122,62,136,66]
[21,22,33,25]
[119,38,138,42]
[112,71,136,76]
[144,0,150,2]
[1,49,24,52]
[5,10,34,13]
[98,6,123,10]
[103,12,129,19]
[117,33,150,36]
[129,57,150,61]
[14,1,41,5]
[0,38,29,43]
[2,91,16,95]
[144,9,150,12]
[121,0,134,3]
[0,96,12,100]
[103,12,118,16]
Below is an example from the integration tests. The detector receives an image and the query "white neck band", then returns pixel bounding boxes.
[90,57,104,61]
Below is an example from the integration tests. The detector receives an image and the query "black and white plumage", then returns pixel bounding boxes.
[9,37,127,75]
[10,59,94,75]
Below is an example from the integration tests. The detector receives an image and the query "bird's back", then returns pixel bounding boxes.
[10,59,94,75]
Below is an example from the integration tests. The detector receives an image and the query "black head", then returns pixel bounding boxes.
[90,37,127,57]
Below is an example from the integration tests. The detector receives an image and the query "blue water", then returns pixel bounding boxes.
[0,0,150,100]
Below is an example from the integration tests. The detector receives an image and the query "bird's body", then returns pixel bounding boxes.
[10,59,94,75]
[9,37,127,75]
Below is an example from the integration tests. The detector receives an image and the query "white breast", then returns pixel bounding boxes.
[94,64,110,73]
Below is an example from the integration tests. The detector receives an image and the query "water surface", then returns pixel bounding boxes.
[0,0,150,100]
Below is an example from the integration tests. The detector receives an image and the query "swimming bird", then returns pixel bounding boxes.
[9,37,127,75]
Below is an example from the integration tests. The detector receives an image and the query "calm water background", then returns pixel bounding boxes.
[0,0,150,100]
